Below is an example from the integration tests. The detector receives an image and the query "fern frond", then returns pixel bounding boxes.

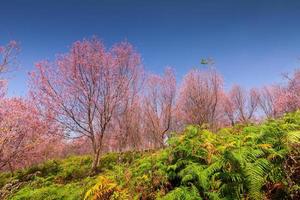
[84,176,129,200]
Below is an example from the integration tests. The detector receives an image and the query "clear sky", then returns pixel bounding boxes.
[1,0,300,97]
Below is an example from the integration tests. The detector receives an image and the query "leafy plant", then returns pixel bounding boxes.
[84,176,129,200]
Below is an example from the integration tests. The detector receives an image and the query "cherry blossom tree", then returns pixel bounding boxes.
[109,62,144,152]
[30,38,143,171]
[224,85,259,124]
[143,68,176,148]
[258,86,280,118]
[274,70,300,115]
[0,41,63,174]
[0,40,19,97]
[113,96,144,151]
[0,98,29,173]
[61,137,92,157]
[177,68,223,129]
[222,91,238,126]
[0,40,19,73]
[0,98,62,174]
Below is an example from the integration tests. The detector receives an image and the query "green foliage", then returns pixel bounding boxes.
[2,111,300,200]
[55,156,92,182]
[96,153,119,171]
[9,178,95,200]
[163,111,300,199]
[97,151,142,171]
[2,156,95,200]
[159,186,201,200]
[129,152,169,199]
[84,176,129,200]
[0,172,12,188]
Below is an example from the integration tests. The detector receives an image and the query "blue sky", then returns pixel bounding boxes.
[1,0,300,97]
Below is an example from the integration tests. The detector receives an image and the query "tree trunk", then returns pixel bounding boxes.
[161,134,165,148]
[91,148,101,173]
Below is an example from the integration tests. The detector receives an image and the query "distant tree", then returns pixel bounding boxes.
[113,95,144,151]
[0,40,19,73]
[110,66,144,152]
[143,68,176,148]
[224,85,259,124]
[0,40,19,97]
[61,137,92,156]
[258,86,280,118]
[177,68,223,129]
[30,38,143,172]
[274,70,300,115]
[222,91,238,126]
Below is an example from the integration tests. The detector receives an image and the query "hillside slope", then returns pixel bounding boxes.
[1,112,300,200]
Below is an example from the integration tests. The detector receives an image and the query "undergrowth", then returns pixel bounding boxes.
[1,112,300,200]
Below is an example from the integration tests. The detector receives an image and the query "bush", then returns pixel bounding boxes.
[97,153,119,171]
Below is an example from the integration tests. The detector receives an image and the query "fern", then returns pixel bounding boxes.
[159,186,202,200]
[84,176,129,200]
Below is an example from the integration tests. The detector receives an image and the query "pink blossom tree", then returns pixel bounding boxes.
[30,38,143,171]
[177,68,223,129]
[113,96,144,151]
[0,40,19,73]
[274,70,300,115]
[0,98,62,174]
[61,137,92,157]
[222,91,238,126]
[109,62,144,152]
[258,86,280,118]
[0,40,19,97]
[143,68,176,148]
[224,85,260,124]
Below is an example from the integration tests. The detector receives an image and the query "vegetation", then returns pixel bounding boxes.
[1,3,300,199]
[1,111,299,199]
[2,38,300,175]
